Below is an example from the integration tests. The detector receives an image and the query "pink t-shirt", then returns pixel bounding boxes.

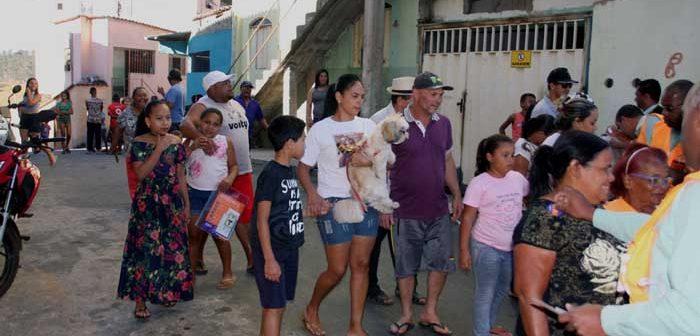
[464,170,529,251]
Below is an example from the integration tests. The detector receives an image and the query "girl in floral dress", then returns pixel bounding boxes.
[117,100,193,319]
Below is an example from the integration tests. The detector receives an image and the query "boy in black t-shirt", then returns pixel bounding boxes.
[250,115,306,336]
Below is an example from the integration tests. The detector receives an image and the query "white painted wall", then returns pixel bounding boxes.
[588,0,700,130]
[431,0,597,22]
[89,19,110,82]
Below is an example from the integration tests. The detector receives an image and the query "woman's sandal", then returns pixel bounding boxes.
[134,306,151,319]
[162,301,177,308]
[300,313,326,336]
[388,321,415,335]
[194,262,208,276]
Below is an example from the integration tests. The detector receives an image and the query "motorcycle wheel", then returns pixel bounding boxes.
[0,221,20,298]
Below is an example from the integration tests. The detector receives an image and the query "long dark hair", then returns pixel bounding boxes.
[475,134,513,176]
[314,69,329,88]
[24,77,38,97]
[529,130,609,199]
[555,97,597,131]
[60,90,71,101]
[135,100,169,136]
[323,73,362,117]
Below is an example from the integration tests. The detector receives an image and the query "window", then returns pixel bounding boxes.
[464,0,532,14]
[249,18,273,69]
[57,2,63,10]
[125,49,154,74]
[64,48,71,71]
[190,51,210,72]
[169,55,186,74]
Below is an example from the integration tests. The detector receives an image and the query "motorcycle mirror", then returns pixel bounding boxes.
[11,85,22,94]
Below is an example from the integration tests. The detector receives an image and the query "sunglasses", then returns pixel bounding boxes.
[559,83,573,89]
[629,173,672,187]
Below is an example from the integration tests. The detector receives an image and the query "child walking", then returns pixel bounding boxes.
[459,134,529,336]
[499,93,536,140]
[250,115,306,336]
[185,108,239,289]
[117,100,193,319]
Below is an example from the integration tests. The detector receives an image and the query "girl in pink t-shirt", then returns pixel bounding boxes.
[459,134,529,336]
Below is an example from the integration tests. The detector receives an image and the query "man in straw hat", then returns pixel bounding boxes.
[367,76,427,307]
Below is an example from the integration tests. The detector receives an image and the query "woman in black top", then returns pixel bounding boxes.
[514,131,625,336]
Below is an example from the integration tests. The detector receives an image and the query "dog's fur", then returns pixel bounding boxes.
[333,113,410,223]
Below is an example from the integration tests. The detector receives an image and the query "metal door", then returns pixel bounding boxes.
[422,17,590,182]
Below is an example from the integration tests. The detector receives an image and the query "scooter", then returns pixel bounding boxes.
[0,85,63,297]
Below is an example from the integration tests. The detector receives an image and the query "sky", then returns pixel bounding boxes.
[0,0,194,52]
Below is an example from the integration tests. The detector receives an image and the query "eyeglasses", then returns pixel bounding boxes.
[660,104,683,112]
[629,173,672,187]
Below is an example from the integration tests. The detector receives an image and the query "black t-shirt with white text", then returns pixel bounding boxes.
[250,160,304,249]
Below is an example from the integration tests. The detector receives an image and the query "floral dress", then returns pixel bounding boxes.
[514,199,626,336]
[117,141,194,304]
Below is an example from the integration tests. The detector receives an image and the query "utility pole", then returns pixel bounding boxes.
[360,0,385,117]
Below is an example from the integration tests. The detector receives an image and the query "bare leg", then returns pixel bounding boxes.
[19,129,28,143]
[213,237,233,280]
[347,236,375,335]
[396,276,415,326]
[235,222,253,268]
[304,243,351,335]
[419,271,450,333]
[187,215,204,276]
[260,308,284,336]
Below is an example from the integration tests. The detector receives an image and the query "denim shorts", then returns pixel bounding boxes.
[316,198,378,245]
[393,214,456,278]
[188,187,214,216]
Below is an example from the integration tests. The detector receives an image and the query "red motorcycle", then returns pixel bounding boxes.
[0,85,62,297]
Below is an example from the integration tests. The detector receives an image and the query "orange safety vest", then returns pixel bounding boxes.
[622,171,700,303]
[604,198,637,212]
[636,113,684,167]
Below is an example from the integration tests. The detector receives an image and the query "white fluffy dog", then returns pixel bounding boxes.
[333,113,410,223]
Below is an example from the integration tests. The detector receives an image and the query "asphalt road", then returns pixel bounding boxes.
[0,149,517,336]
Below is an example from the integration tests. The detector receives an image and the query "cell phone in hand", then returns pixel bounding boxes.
[530,298,567,315]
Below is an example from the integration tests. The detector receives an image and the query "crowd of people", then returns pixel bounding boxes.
[13,62,700,336]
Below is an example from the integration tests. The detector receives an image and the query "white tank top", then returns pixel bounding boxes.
[197,95,252,174]
[186,134,229,191]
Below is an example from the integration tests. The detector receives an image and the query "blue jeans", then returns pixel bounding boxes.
[316,198,378,245]
[471,238,512,336]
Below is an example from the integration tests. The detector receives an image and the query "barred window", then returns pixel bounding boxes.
[126,49,154,74]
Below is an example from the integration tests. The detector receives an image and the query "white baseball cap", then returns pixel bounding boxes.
[202,71,234,91]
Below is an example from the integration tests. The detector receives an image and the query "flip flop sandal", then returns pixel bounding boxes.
[194,262,208,276]
[412,293,427,306]
[162,301,177,308]
[217,276,236,290]
[134,306,151,319]
[419,322,453,336]
[388,321,415,335]
[300,313,326,336]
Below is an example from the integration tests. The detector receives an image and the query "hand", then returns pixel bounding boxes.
[264,259,281,282]
[554,187,595,221]
[306,193,330,217]
[451,196,464,222]
[558,304,606,336]
[349,152,372,167]
[379,213,394,229]
[157,86,165,96]
[459,250,472,270]
[218,177,234,192]
[196,136,215,155]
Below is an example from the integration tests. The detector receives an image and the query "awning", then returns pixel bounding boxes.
[147,31,191,55]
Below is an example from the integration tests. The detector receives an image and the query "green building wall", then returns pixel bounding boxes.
[323,0,419,108]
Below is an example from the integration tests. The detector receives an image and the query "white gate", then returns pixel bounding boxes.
[422,16,591,182]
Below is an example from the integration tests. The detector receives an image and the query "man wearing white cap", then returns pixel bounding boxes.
[181,70,255,278]
[370,76,413,124]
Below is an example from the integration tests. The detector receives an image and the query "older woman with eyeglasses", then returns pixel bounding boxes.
[605,143,671,214]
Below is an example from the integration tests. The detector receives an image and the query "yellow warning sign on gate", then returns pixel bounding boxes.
[511,51,532,68]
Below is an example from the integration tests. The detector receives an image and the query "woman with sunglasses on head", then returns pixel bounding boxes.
[606,144,670,214]
[541,94,599,147]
